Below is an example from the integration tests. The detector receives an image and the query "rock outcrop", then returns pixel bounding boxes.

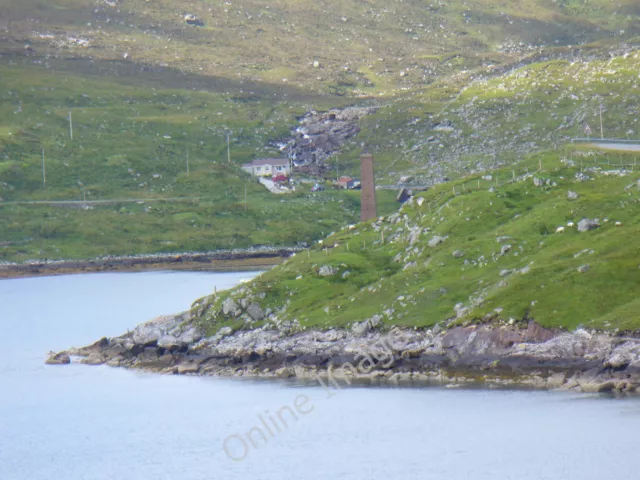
[45,352,70,365]
[273,107,376,170]
[48,314,640,395]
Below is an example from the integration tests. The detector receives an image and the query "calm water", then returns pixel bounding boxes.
[1,272,639,480]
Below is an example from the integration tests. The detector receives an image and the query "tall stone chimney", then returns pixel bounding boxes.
[360,153,377,222]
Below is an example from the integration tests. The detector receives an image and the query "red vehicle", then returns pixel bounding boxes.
[272,174,288,183]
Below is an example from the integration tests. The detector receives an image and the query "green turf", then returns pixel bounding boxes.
[1,2,639,263]
[194,150,640,334]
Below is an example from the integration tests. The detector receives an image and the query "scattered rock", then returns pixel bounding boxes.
[500,244,512,255]
[247,303,265,322]
[408,227,421,246]
[352,321,372,336]
[577,264,590,273]
[577,218,600,233]
[222,298,242,317]
[178,328,202,345]
[132,325,163,346]
[81,353,105,365]
[106,356,124,367]
[184,14,204,27]
[177,362,200,374]
[218,327,233,337]
[428,236,446,248]
[158,335,180,349]
[318,265,338,277]
[45,352,70,365]
[567,191,579,200]
[452,250,465,258]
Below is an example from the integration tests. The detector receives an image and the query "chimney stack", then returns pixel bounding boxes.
[360,153,377,222]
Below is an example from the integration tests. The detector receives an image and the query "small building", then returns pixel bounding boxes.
[242,158,291,177]
[336,176,354,189]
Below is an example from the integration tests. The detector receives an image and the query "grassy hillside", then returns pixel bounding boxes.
[0,60,398,261]
[194,150,640,334]
[2,0,638,95]
[326,48,640,184]
[1,1,638,263]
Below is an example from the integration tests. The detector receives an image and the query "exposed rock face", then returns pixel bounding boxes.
[184,14,204,27]
[246,303,265,321]
[222,298,241,317]
[318,265,338,277]
[428,236,446,248]
[45,352,70,365]
[49,315,640,394]
[273,107,377,169]
[578,218,600,233]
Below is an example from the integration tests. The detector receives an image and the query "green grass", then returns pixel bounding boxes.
[194,150,640,334]
[0,61,400,261]
[1,2,639,263]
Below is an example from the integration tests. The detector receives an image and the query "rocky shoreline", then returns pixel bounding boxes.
[0,248,296,279]
[48,311,640,395]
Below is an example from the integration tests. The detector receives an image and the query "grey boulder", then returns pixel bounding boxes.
[318,265,338,277]
[577,218,600,233]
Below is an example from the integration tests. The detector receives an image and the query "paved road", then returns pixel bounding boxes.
[574,138,640,153]
[590,142,640,152]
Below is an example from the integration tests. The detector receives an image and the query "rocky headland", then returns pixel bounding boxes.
[48,310,640,395]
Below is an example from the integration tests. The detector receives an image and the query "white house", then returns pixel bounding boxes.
[241,158,291,177]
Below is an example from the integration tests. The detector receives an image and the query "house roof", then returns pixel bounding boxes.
[337,176,353,182]
[243,158,289,167]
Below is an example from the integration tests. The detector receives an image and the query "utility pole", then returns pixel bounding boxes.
[227,134,231,164]
[244,184,247,211]
[599,104,604,140]
[69,111,73,140]
[186,148,190,175]
[336,155,339,183]
[42,149,46,188]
